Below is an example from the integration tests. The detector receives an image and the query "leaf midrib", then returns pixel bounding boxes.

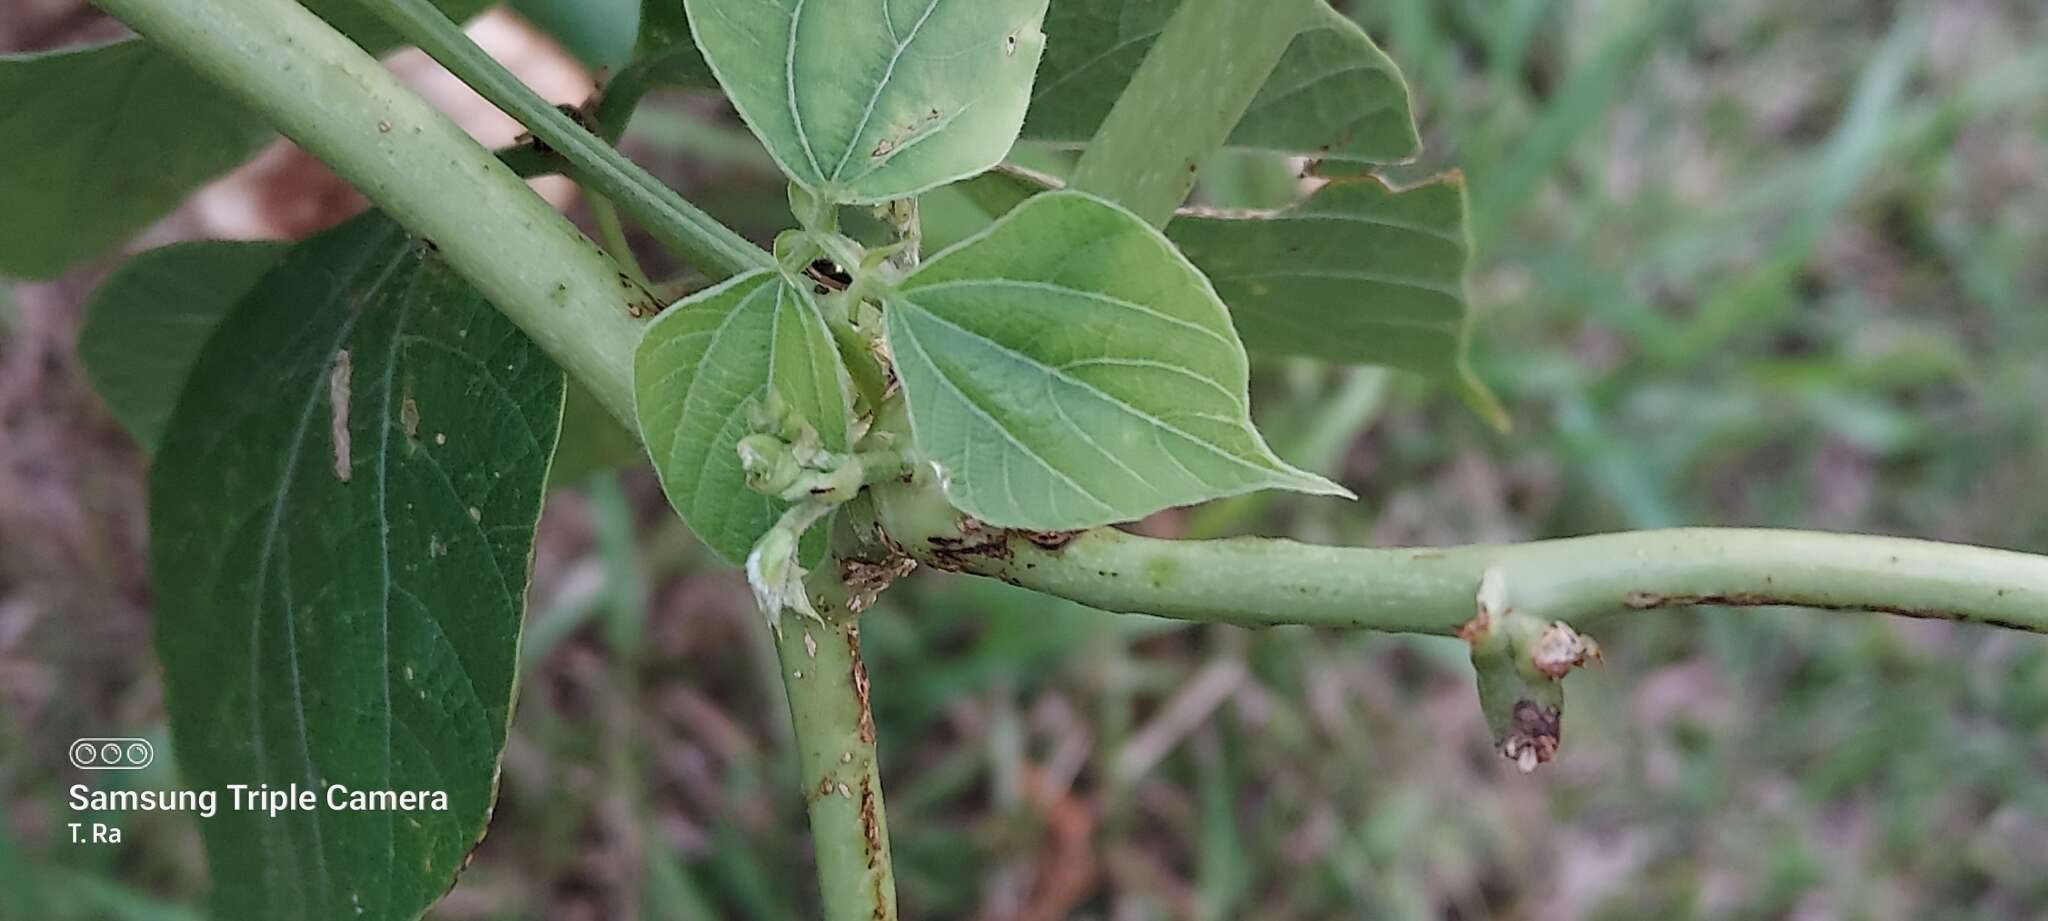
[893,295,1288,485]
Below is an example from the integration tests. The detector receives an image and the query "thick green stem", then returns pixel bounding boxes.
[772,616,896,921]
[92,0,646,422]
[368,0,770,277]
[1068,0,1317,225]
[872,476,2048,637]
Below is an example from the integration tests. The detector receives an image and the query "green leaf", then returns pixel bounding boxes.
[513,0,642,70]
[1167,174,1505,427]
[75,241,638,485]
[950,169,1504,426]
[547,383,649,487]
[149,214,564,921]
[1023,1,1419,167]
[77,241,287,453]
[885,190,1347,530]
[634,271,852,562]
[0,1,495,279]
[0,42,271,279]
[633,0,719,86]
[682,0,1050,203]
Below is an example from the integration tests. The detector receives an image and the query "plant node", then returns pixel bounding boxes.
[1464,567,1600,772]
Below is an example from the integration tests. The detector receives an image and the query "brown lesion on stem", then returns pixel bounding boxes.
[1465,568,1599,772]
[1530,620,1602,679]
[620,269,663,318]
[1619,591,2040,632]
[923,516,1016,570]
[858,773,888,920]
[922,515,1082,573]
[840,557,916,613]
[1503,700,1561,771]
[847,623,876,747]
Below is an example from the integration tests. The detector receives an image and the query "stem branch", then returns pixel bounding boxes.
[875,487,2048,636]
[368,0,770,277]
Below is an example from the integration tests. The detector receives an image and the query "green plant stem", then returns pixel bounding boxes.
[771,615,896,921]
[92,0,646,423]
[594,61,660,142]
[871,476,2048,636]
[1068,0,1318,225]
[367,0,769,278]
[589,192,650,288]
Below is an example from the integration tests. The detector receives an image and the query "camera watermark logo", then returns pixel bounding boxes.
[70,738,154,771]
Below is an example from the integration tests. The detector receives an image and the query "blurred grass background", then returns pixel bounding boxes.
[4,0,2047,918]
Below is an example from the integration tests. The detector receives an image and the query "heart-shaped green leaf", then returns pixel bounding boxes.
[1023,1,1419,167]
[634,271,852,562]
[683,0,1050,203]
[1168,174,1505,426]
[77,241,288,453]
[150,214,562,921]
[885,190,1348,530]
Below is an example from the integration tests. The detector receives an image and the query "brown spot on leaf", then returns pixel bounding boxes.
[327,350,352,482]
[400,391,420,442]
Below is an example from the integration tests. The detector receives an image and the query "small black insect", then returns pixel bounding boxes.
[807,258,852,294]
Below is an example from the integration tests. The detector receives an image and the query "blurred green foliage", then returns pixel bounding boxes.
[6,0,2046,918]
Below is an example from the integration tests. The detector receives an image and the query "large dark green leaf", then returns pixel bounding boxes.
[0,42,271,279]
[1022,1,1419,166]
[0,0,493,279]
[77,241,287,453]
[74,240,637,482]
[885,190,1346,530]
[150,214,563,921]
[1168,174,1504,426]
